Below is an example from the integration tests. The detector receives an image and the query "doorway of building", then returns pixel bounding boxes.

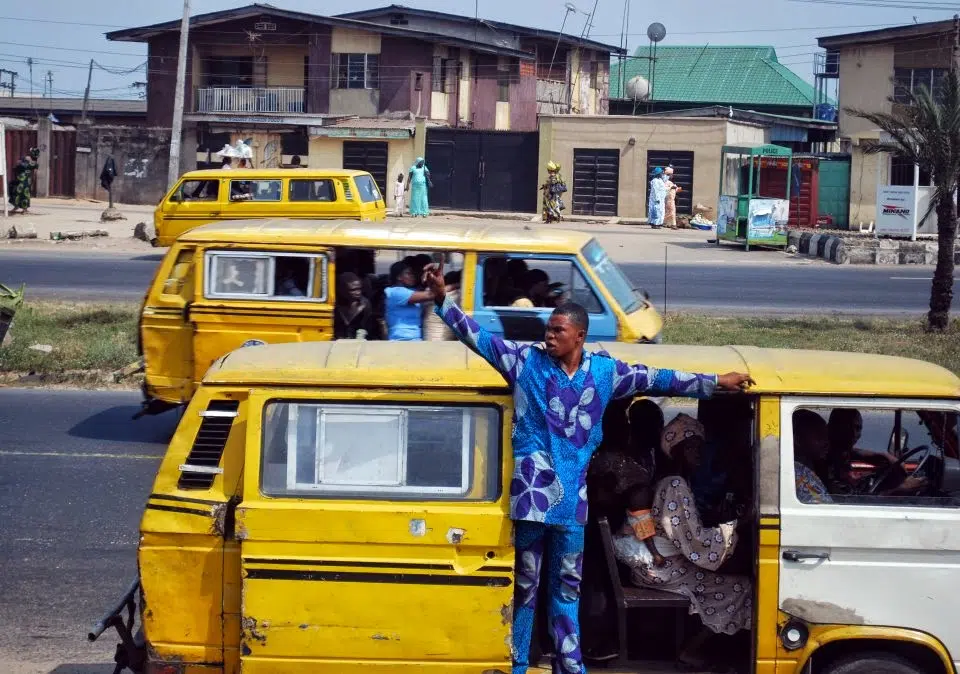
[646,150,694,215]
[343,141,389,196]
[572,149,620,217]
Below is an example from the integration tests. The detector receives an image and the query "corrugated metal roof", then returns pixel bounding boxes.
[609,46,817,108]
[0,97,146,115]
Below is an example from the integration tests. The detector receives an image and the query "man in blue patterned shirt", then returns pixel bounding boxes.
[424,264,753,674]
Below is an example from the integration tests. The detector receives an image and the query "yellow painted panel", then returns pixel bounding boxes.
[241,659,508,673]
[331,28,381,54]
[308,138,345,169]
[266,47,306,87]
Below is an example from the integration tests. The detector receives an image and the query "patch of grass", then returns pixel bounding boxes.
[662,314,960,375]
[0,301,138,374]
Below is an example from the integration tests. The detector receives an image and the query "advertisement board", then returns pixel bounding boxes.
[876,185,917,238]
[717,195,737,237]
[746,198,789,245]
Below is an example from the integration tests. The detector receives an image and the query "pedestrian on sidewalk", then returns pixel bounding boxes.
[648,166,667,229]
[407,158,432,217]
[8,147,40,214]
[393,173,406,217]
[663,166,681,229]
[423,260,754,674]
[541,160,568,223]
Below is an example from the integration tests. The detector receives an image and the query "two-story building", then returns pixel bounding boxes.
[106,2,621,207]
[818,19,956,229]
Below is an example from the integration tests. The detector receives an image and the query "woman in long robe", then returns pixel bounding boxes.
[407,157,432,217]
[648,167,667,228]
[8,147,40,213]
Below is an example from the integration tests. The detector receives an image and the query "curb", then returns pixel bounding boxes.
[789,231,847,264]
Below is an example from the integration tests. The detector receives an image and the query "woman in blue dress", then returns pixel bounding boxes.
[407,157,433,217]
[648,166,667,228]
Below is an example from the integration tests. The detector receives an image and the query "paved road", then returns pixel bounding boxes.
[0,390,177,673]
[0,249,954,315]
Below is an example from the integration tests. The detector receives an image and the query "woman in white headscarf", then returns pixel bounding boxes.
[648,167,667,228]
[613,413,753,645]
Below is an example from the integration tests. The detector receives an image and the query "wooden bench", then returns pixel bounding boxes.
[596,516,690,664]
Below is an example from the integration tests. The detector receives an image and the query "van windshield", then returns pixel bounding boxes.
[582,239,643,314]
[354,175,382,203]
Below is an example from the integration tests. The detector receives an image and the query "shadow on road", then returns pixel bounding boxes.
[48,666,113,674]
[68,406,180,444]
[129,254,164,262]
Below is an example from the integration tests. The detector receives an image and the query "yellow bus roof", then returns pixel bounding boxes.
[203,341,960,399]
[178,218,594,252]
[179,168,371,180]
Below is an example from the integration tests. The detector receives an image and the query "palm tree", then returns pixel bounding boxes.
[848,69,960,331]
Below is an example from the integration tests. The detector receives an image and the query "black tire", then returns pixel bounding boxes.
[821,651,928,674]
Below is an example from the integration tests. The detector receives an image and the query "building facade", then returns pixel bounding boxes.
[818,20,956,228]
[107,3,621,196]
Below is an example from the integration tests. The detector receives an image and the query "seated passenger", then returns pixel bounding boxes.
[827,408,927,497]
[613,413,752,665]
[384,261,433,341]
[275,266,305,297]
[793,410,833,504]
[334,272,377,339]
[511,269,551,308]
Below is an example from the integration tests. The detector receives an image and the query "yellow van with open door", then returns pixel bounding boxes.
[92,341,960,674]
[154,168,386,246]
[136,219,663,416]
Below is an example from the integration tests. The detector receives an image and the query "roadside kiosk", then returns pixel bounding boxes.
[716,144,793,251]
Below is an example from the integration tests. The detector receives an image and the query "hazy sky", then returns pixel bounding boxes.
[0,0,955,100]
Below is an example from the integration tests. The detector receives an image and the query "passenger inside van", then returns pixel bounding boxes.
[274,258,308,297]
[182,179,219,201]
[612,413,753,667]
[384,260,433,341]
[334,272,378,339]
[793,410,833,504]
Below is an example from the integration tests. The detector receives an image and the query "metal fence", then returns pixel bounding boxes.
[195,87,305,114]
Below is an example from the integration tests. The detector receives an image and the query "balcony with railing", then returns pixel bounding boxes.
[195,87,305,114]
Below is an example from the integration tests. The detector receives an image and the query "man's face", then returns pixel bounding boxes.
[544,314,585,359]
[346,280,363,302]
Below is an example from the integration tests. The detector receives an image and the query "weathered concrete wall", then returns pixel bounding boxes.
[75,124,171,205]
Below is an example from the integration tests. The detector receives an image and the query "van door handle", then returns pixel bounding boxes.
[782,549,830,562]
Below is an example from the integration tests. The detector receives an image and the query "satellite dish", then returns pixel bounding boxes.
[647,22,667,43]
[626,75,650,101]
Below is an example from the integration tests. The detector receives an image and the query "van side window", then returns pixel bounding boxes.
[260,402,501,500]
[229,179,281,202]
[789,405,960,508]
[353,175,382,203]
[480,256,603,313]
[178,179,219,202]
[289,179,336,202]
[205,251,327,301]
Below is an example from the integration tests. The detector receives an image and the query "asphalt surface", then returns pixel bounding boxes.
[0,390,178,673]
[0,249,956,315]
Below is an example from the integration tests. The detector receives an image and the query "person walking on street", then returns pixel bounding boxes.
[541,160,568,223]
[407,158,432,217]
[393,173,406,217]
[648,167,667,229]
[663,166,681,228]
[8,147,40,214]
[423,261,754,674]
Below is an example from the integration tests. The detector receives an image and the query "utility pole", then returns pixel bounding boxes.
[167,0,191,189]
[953,14,959,74]
[0,69,17,97]
[46,70,53,108]
[81,59,94,123]
[27,58,34,114]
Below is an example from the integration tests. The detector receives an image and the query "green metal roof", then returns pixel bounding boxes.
[609,46,818,108]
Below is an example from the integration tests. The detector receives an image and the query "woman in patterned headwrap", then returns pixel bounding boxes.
[613,412,752,665]
[8,147,40,213]
[541,160,567,223]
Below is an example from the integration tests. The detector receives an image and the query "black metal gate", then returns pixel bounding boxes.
[646,149,694,214]
[343,141,388,195]
[572,149,620,217]
[426,129,538,213]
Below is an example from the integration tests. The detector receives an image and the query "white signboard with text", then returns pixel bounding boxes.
[876,185,918,238]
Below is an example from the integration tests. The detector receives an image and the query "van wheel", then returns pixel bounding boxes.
[821,652,927,674]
